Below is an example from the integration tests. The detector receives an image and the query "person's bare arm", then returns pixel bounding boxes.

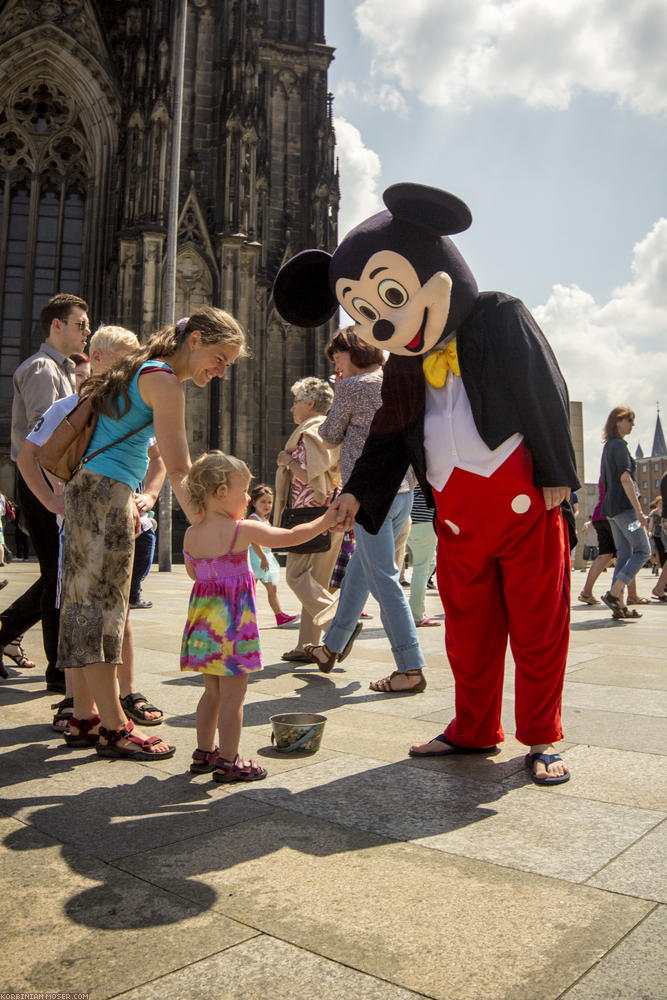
[138,371,195,521]
[136,442,166,513]
[16,440,64,516]
[250,541,270,570]
[241,507,338,548]
[620,471,647,526]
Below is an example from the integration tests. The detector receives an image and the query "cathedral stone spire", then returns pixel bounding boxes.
[651,406,666,457]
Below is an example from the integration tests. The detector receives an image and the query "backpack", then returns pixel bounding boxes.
[38,396,150,482]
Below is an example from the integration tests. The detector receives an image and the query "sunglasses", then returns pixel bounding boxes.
[66,318,90,331]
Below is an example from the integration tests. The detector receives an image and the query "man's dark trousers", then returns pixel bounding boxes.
[0,472,60,686]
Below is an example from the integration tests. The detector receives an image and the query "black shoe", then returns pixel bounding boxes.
[0,579,7,590]
[129,599,153,609]
[338,621,363,663]
[46,675,66,694]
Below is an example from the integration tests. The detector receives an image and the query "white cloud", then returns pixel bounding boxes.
[333,117,383,238]
[354,0,667,115]
[533,219,667,479]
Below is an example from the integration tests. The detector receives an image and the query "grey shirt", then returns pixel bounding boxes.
[11,342,75,460]
[600,438,636,518]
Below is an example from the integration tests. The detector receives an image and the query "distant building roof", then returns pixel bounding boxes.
[636,443,644,458]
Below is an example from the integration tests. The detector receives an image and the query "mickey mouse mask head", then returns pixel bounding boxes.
[273,183,480,356]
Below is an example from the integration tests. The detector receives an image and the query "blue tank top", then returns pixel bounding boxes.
[83,361,174,490]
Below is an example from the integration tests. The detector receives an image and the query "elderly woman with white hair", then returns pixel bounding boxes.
[274,377,341,661]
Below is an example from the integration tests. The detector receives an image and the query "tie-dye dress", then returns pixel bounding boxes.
[180,521,262,676]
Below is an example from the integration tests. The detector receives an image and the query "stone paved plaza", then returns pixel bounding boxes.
[1,561,665,999]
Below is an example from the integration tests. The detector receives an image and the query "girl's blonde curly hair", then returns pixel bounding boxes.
[186,451,251,513]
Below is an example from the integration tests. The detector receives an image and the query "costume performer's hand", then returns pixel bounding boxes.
[334,493,359,531]
[542,486,571,510]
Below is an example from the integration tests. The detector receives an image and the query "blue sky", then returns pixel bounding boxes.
[324,0,667,480]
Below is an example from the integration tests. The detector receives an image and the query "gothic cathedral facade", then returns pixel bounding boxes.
[0,0,339,491]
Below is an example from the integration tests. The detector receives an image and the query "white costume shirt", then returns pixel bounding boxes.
[424,370,522,492]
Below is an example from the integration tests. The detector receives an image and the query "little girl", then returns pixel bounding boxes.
[181,451,337,783]
[247,484,299,628]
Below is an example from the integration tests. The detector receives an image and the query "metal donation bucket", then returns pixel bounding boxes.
[270,712,327,754]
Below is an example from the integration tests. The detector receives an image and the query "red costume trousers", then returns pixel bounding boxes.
[433,443,570,748]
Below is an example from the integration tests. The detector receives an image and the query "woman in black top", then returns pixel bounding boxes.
[599,406,651,617]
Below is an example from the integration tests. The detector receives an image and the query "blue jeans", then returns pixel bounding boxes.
[324,491,425,673]
[608,510,651,587]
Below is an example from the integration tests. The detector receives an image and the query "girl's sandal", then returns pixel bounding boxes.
[64,714,101,747]
[369,668,427,694]
[2,637,36,669]
[51,696,74,733]
[212,754,267,783]
[96,719,175,760]
[190,746,220,773]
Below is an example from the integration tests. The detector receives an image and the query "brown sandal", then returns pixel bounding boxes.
[369,669,427,694]
[303,643,338,673]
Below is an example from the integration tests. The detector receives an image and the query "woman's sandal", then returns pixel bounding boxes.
[303,643,337,673]
[622,607,642,619]
[64,714,101,747]
[190,747,220,773]
[601,591,622,612]
[51,696,74,733]
[578,593,600,605]
[96,719,175,760]
[119,691,164,726]
[212,753,267,783]
[369,668,427,694]
[2,637,36,669]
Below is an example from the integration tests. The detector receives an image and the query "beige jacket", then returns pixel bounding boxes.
[274,414,340,524]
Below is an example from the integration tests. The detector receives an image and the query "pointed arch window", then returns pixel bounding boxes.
[0,82,90,403]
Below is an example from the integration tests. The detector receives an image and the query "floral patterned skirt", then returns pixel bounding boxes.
[57,469,134,668]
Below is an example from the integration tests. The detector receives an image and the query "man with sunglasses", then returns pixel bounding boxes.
[2,293,89,692]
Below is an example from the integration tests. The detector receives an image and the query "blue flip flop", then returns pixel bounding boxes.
[525,752,570,785]
[409,734,499,757]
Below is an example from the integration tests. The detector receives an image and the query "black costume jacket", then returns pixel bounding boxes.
[344,292,580,534]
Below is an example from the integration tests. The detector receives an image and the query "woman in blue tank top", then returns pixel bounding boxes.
[59,307,247,761]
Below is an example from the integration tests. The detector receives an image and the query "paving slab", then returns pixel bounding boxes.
[238,754,662,882]
[118,935,425,1000]
[0,814,258,999]
[118,809,652,1000]
[587,820,667,903]
[561,681,667,717]
[552,746,667,810]
[558,707,667,755]
[561,905,666,999]
[563,652,667,690]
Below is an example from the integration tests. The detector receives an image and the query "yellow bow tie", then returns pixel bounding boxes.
[422,338,460,387]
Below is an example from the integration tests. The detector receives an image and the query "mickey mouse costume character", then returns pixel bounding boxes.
[273,183,578,785]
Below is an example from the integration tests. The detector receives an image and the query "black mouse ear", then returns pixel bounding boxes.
[383,183,472,235]
[272,250,337,327]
